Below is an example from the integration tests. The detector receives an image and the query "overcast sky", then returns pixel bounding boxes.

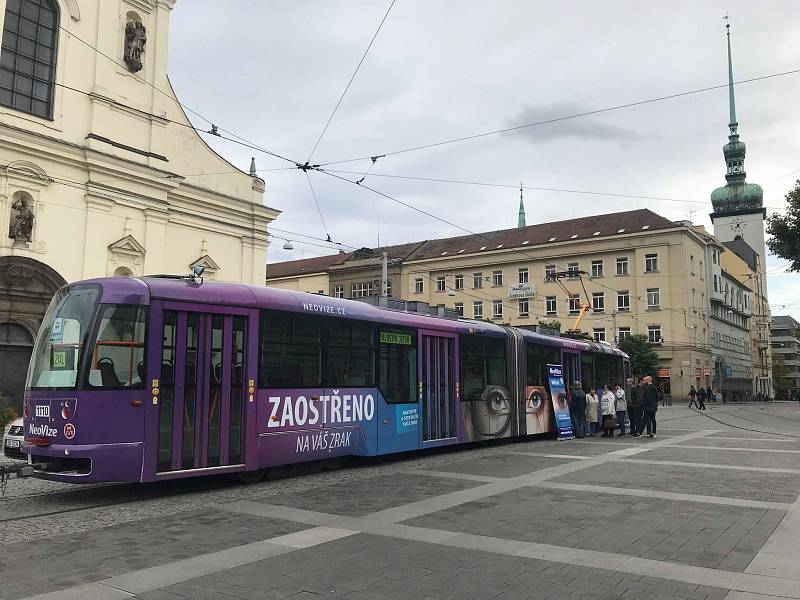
[169,1,800,318]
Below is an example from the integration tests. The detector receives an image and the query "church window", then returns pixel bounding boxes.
[0,0,58,119]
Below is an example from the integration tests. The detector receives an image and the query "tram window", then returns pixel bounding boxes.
[378,330,417,404]
[325,320,375,387]
[581,353,595,389]
[460,336,507,400]
[259,312,321,387]
[525,343,560,386]
[87,305,146,389]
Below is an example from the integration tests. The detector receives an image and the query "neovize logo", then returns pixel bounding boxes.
[548,366,563,377]
[302,302,346,315]
[29,422,57,437]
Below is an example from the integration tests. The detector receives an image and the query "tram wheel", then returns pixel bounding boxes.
[237,468,268,484]
[321,457,347,471]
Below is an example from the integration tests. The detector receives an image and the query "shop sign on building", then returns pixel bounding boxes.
[509,283,535,299]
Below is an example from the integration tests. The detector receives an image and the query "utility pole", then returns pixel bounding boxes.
[612,311,618,346]
[380,252,389,298]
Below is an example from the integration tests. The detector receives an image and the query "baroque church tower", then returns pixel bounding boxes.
[709,21,772,396]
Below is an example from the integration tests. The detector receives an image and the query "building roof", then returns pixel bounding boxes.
[771,315,800,330]
[723,238,758,271]
[266,251,351,279]
[265,208,678,278]
[403,209,676,261]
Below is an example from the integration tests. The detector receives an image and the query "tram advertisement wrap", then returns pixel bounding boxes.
[257,388,379,466]
[546,364,574,440]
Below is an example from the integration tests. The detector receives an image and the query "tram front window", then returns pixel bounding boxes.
[27,285,101,390]
[86,305,147,389]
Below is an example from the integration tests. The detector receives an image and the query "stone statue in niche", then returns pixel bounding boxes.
[9,196,34,243]
[124,20,147,72]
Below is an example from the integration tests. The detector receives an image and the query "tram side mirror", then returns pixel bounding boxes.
[190,265,205,283]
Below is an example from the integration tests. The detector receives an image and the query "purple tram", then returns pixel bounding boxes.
[21,276,629,483]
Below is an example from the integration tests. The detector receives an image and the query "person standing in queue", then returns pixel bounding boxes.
[600,384,617,437]
[697,387,707,410]
[585,387,600,437]
[570,381,587,438]
[688,385,698,408]
[628,380,642,438]
[641,376,658,438]
[614,383,627,436]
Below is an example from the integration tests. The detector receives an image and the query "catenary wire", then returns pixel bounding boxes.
[316,67,800,167]
[304,171,332,241]
[323,169,790,211]
[306,0,396,163]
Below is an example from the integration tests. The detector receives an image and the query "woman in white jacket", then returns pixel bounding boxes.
[600,384,617,437]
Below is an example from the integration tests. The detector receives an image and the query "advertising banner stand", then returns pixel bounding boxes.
[546,364,574,440]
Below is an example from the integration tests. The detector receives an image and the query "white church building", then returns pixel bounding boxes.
[0,0,279,411]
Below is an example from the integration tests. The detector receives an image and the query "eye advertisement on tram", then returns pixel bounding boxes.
[546,364,574,440]
[524,385,553,435]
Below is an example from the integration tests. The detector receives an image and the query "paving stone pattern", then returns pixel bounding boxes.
[630,446,800,469]
[421,453,575,477]
[402,486,784,571]
[256,472,480,517]
[0,510,309,600]
[680,437,800,449]
[135,533,730,600]
[554,459,800,502]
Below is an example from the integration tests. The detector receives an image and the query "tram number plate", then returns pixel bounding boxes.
[4,439,20,448]
[35,405,50,418]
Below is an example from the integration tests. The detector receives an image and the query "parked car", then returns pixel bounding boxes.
[3,417,24,460]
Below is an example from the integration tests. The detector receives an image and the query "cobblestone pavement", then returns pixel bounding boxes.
[2,403,800,600]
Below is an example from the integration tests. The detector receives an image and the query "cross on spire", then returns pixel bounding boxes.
[517,182,526,228]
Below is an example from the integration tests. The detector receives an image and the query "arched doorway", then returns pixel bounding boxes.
[0,323,34,414]
[0,257,66,414]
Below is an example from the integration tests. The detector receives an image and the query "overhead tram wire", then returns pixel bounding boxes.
[304,171,333,242]
[305,0,396,164]
[315,66,800,167]
[322,170,790,211]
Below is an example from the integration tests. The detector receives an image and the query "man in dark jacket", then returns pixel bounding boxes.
[569,381,587,438]
[641,376,658,438]
[628,380,643,438]
[697,387,707,410]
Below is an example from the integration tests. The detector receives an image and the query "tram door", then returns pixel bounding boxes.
[156,309,248,473]
[562,350,581,395]
[420,332,457,442]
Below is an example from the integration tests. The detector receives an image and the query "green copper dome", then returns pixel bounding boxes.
[711,180,763,214]
[710,23,764,218]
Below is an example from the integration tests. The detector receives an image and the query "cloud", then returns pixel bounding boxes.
[504,102,639,144]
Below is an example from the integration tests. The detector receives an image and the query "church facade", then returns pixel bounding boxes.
[0,0,279,412]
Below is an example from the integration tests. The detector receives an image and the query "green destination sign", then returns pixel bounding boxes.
[380,331,412,346]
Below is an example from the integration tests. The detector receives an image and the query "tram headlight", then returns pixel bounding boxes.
[61,399,75,420]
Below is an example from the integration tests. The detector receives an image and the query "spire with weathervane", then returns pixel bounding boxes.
[517,182,526,228]
[710,18,764,218]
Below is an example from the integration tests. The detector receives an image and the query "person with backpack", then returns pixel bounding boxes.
[697,387,707,410]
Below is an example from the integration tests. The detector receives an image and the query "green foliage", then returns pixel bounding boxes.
[767,180,800,271]
[618,334,659,381]
[537,319,561,331]
[0,397,17,431]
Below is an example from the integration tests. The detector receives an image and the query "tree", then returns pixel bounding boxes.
[766,179,800,271]
[618,334,659,381]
